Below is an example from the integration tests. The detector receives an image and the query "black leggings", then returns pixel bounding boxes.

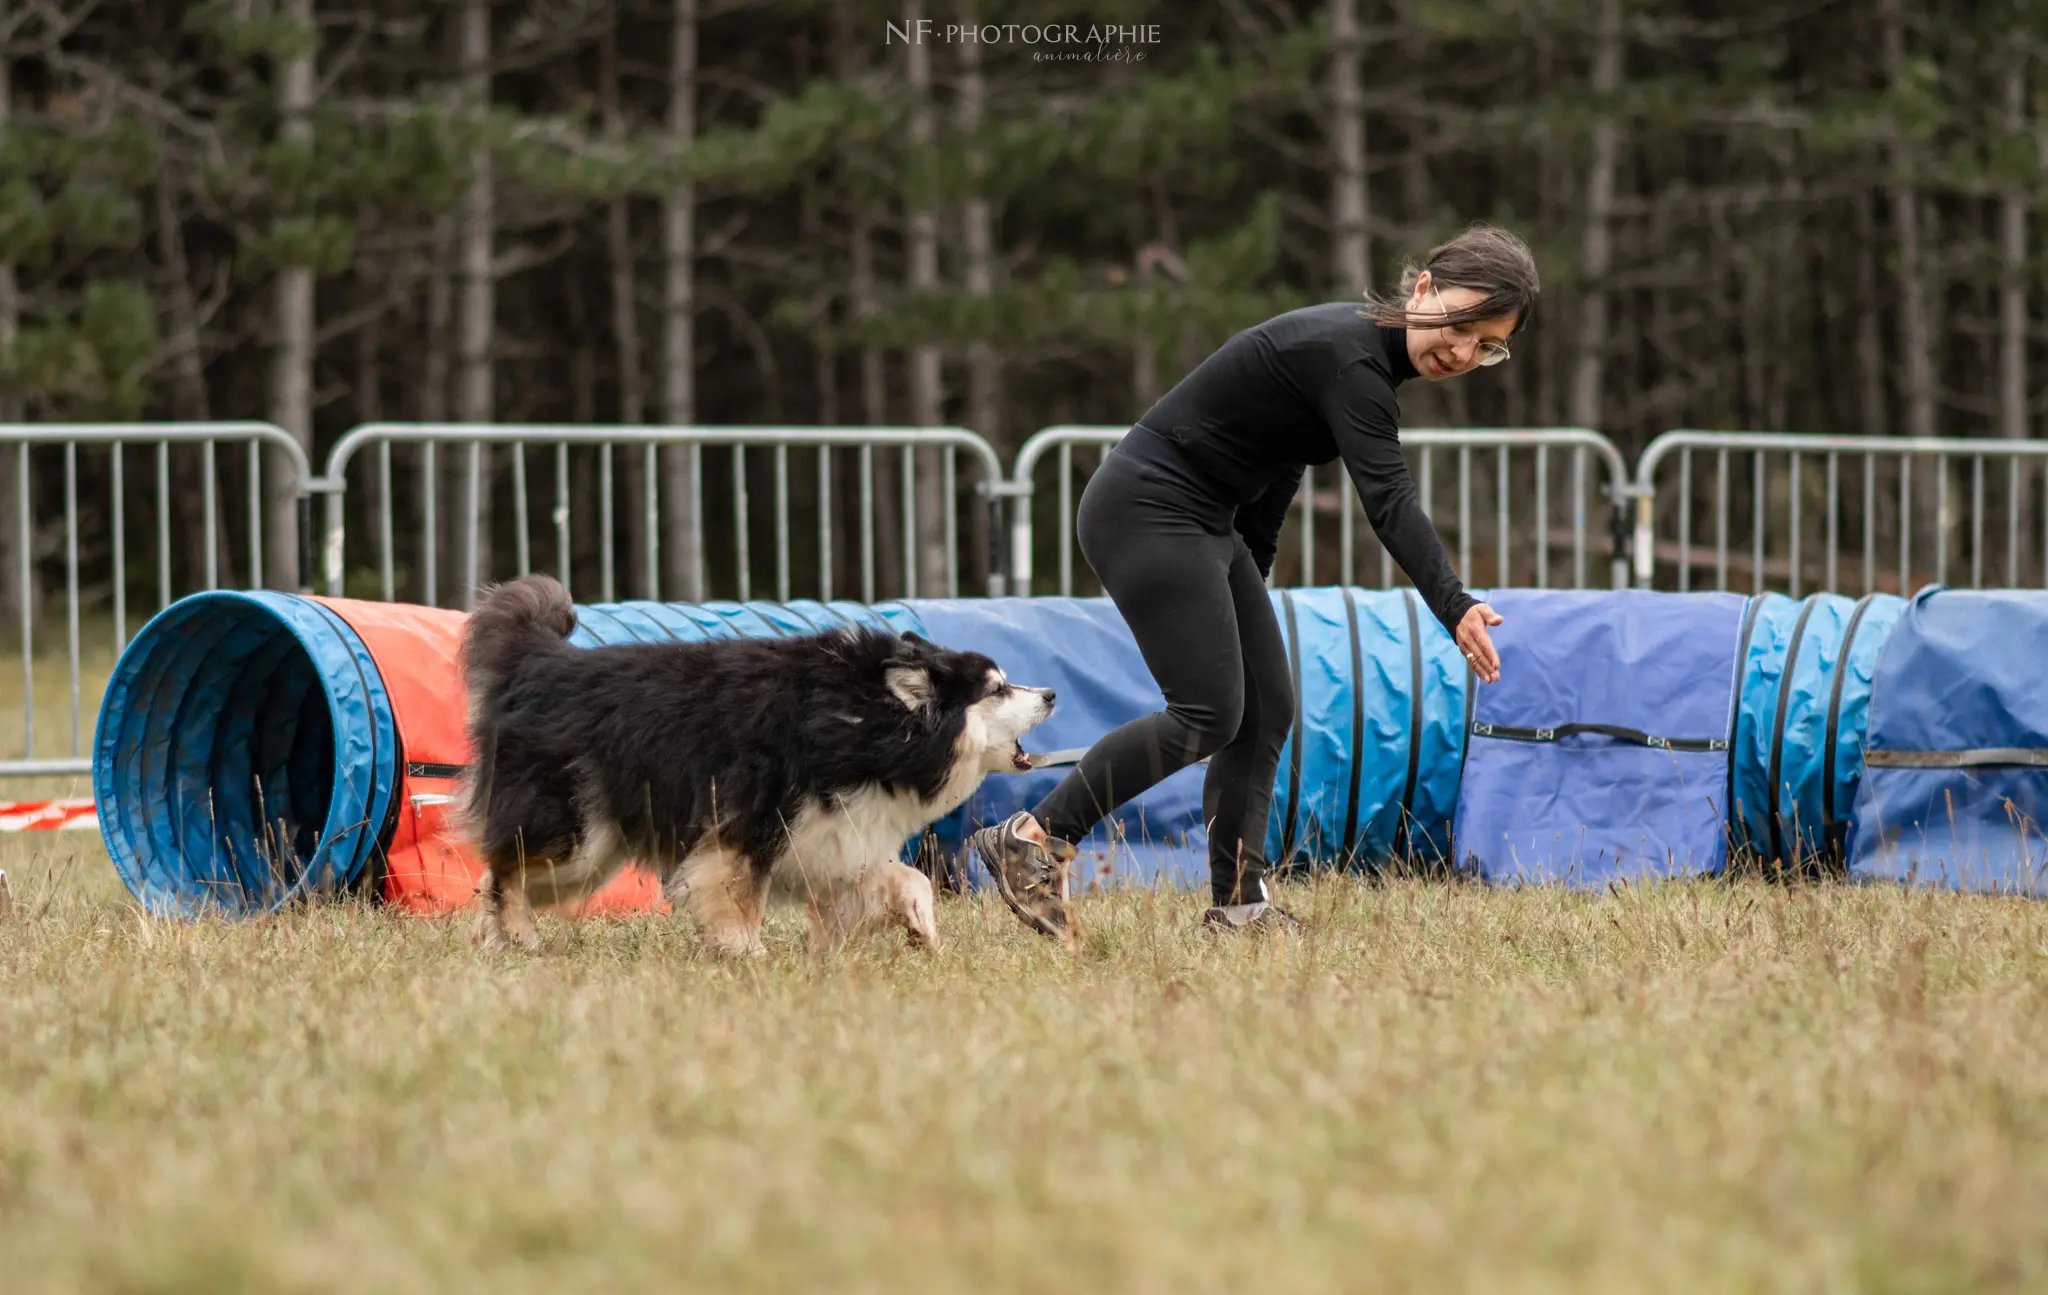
[1029,431,1294,906]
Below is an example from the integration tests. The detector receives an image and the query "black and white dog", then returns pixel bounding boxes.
[453,575,1056,956]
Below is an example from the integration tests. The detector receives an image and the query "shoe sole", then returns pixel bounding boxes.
[1202,911,1307,937]
[972,827,1073,943]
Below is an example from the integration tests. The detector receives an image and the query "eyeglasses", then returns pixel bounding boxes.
[1432,282,1511,367]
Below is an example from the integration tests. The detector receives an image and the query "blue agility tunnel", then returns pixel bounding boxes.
[1729,592,1906,870]
[93,592,399,918]
[1451,588,1750,888]
[104,582,2043,917]
[1848,587,2048,896]
[1261,587,1473,875]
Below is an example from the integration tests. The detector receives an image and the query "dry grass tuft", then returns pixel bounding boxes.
[3,831,2048,1293]
[5,644,2048,1291]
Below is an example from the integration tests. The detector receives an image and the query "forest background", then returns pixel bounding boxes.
[2,0,2039,612]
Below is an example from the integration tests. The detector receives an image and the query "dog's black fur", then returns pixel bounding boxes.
[454,573,1052,953]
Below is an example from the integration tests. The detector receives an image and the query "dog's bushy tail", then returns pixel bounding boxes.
[461,574,577,704]
[454,575,577,850]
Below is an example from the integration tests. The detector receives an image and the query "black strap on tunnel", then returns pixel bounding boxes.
[1458,650,1477,772]
[406,762,467,780]
[1765,597,1819,867]
[1821,593,1879,861]
[1726,594,1765,847]
[1468,721,1729,753]
[1278,589,1305,866]
[1862,747,2048,768]
[1446,645,1477,870]
[1339,588,1366,857]
[1390,590,1424,862]
[303,599,387,887]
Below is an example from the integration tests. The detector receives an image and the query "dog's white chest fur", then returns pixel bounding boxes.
[772,780,966,894]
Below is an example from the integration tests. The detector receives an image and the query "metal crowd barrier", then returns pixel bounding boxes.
[1010,424,1632,596]
[1,422,313,779]
[14,418,2048,785]
[1632,430,2048,595]
[316,423,1011,608]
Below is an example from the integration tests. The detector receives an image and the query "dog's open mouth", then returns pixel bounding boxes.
[1010,741,1033,772]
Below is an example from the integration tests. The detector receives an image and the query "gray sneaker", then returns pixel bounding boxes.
[1201,901,1306,937]
[969,811,1076,945]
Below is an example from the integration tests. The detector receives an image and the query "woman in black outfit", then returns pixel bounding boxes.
[972,222,1540,941]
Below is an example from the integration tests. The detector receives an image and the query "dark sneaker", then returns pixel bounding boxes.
[970,811,1077,945]
[1201,901,1307,937]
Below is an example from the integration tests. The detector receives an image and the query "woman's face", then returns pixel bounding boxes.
[1404,270,1517,381]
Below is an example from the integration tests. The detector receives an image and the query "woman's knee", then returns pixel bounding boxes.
[1248,668,1294,743]
[1163,689,1245,761]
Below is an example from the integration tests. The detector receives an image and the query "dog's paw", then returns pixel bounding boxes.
[703,932,769,960]
[471,909,544,956]
[469,909,503,951]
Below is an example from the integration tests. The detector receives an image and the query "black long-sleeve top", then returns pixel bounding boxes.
[1129,302,1478,636]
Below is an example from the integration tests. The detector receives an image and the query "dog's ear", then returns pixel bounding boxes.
[900,631,928,646]
[886,663,934,711]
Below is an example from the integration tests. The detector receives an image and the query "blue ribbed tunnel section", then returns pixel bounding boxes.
[1730,592,1907,870]
[1452,588,1749,888]
[567,598,925,647]
[1261,588,1472,874]
[908,597,1210,888]
[92,592,398,918]
[1848,587,2048,895]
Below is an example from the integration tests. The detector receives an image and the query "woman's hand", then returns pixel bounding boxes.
[1457,603,1504,683]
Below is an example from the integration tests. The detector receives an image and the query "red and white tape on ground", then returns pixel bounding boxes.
[0,800,99,832]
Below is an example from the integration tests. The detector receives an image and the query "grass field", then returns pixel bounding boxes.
[5,654,2048,1292]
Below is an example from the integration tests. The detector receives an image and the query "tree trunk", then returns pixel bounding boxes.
[958,15,996,595]
[602,9,648,597]
[1131,200,1156,409]
[420,216,453,605]
[354,302,386,598]
[267,0,317,592]
[1328,0,1368,296]
[661,0,702,601]
[850,217,900,600]
[1738,224,1768,428]
[1569,0,1621,433]
[568,268,600,595]
[1851,190,1890,584]
[1,37,32,630]
[1767,221,1792,433]
[2014,48,2038,579]
[1530,0,1562,428]
[834,0,894,600]
[1882,0,1934,442]
[457,0,496,607]
[154,176,237,592]
[1881,0,1941,581]
[2001,52,2028,445]
[904,0,947,598]
[1854,192,1888,439]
